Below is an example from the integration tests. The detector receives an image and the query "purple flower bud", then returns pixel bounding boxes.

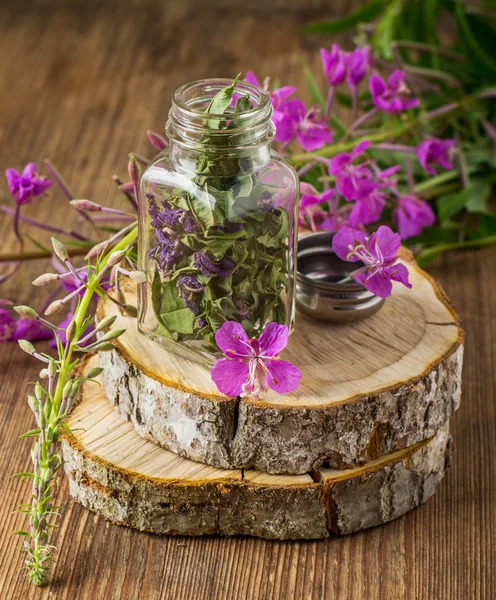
[194,250,236,278]
[128,156,140,187]
[147,130,168,151]
[70,199,102,211]
[393,195,436,239]
[320,45,347,87]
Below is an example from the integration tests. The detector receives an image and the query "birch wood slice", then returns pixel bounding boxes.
[62,355,452,539]
[98,249,463,474]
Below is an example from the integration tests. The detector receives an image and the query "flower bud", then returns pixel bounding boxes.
[62,379,73,399]
[18,340,35,355]
[107,250,126,267]
[119,181,135,193]
[86,240,109,259]
[102,328,126,342]
[28,395,39,412]
[147,130,168,151]
[32,272,59,286]
[97,342,116,352]
[14,305,38,320]
[128,156,140,187]
[45,300,64,316]
[35,383,45,402]
[39,368,49,379]
[123,304,138,318]
[96,315,117,331]
[48,359,58,378]
[87,366,104,379]
[70,199,102,211]
[128,271,147,284]
[65,319,76,342]
[51,237,68,262]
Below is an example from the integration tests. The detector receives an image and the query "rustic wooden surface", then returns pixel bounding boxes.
[0,2,494,599]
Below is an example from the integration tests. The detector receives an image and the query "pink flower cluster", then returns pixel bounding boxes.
[299,137,450,239]
[245,72,332,152]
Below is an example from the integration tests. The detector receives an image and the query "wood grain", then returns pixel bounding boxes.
[99,267,463,473]
[0,2,494,599]
[63,354,451,539]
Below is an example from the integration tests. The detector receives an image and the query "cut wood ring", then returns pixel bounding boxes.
[62,355,452,539]
[98,250,463,474]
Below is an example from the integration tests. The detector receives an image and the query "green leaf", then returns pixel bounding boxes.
[304,0,386,34]
[455,0,496,75]
[371,0,402,59]
[301,61,326,111]
[206,74,241,129]
[233,95,253,113]
[436,188,471,221]
[465,180,492,214]
[19,428,41,439]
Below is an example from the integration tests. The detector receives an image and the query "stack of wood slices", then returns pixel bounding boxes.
[62,252,463,539]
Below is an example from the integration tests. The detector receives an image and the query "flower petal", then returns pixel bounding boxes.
[332,227,368,262]
[211,358,250,397]
[215,321,252,358]
[354,269,393,298]
[258,322,289,357]
[372,225,401,262]
[387,262,412,289]
[265,359,302,394]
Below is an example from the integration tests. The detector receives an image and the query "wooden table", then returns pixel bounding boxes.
[0,2,494,599]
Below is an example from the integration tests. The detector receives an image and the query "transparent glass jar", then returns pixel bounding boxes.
[138,79,299,365]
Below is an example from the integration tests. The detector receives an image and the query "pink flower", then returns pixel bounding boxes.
[299,183,336,231]
[275,99,333,151]
[211,321,302,397]
[348,187,386,227]
[394,195,436,239]
[328,140,373,200]
[320,45,347,86]
[0,302,16,342]
[5,163,52,205]
[369,70,419,113]
[12,319,52,342]
[346,46,371,88]
[417,138,456,176]
[332,226,412,298]
[0,300,51,343]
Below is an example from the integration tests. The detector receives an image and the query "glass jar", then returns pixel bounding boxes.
[138,79,299,365]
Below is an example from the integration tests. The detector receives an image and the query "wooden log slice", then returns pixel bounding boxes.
[98,250,463,474]
[62,356,452,539]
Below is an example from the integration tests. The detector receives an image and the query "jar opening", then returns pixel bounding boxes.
[167,78,275,150]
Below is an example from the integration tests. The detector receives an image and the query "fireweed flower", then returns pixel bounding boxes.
[346,46,370,88]
[0,302,16,342]
[194,250,236,278]
[328,140,374,200]
[417,138,456,176]
[275,99,333,151]
[394,195,436,239]
[176,274,204,315]
[299,183,336,231]
[320,45,347,86]
[369,70,419,113]
[211,321,302,397]
[5,163,52,205]
[333,226,412,298]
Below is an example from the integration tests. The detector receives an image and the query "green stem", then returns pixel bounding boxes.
[289,94,469,164]
[416,234,496,265]
[51,227,138,411]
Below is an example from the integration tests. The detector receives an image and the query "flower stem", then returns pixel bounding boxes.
[23,226,138,586]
